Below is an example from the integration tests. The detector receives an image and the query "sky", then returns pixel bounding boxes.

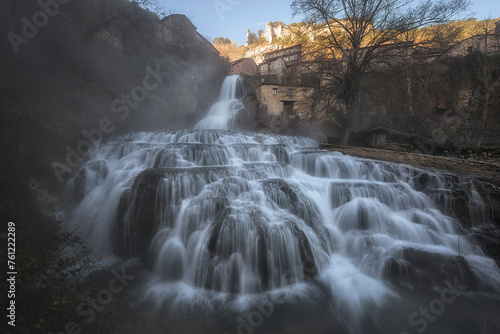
[161,0,500,46]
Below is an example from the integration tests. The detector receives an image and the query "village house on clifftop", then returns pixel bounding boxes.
[444,19,500,57]
[231,58,258,76]
[160,14,220,56]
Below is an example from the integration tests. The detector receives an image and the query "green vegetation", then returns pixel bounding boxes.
[267,21,285,28]
[213,37,232,44]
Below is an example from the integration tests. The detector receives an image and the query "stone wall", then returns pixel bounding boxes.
[90,13,220,59]
[452,147,500,164]
[262,44,302,63]
[231,58,258,76]
[259,59,286,82]
[257,84,315,117]
[362,129,500,165]
[243,44,286,65]
[320,144,500,180]
[159,14,220,56]
[444,34,500,57]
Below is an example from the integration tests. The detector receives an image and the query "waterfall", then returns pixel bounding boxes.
[62,76,500,333]
[194,75,246,130]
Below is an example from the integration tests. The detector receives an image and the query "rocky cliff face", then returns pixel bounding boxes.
[0,0,229,220]
[262,22,294,44]
[0,2,231,331]
[4,1,225,110]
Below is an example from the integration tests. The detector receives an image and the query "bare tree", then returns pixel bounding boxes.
[291,0,471,144]
[461,52,500,146]
[133,0,170,17]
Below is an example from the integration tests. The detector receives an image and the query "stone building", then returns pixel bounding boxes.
[255,44,317,119]
[92,13,220,58]
[258,44,302,84]
[444,33,500,57]
[262,44,302,64]
[231,58,258,76]
[159,14,220,56]
[243,44,287,65]
[257,84,315,118]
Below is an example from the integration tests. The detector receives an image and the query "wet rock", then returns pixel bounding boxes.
[260,179,321,227]
[205,205,319,293]
[473,180,500,227]
[113,170,165,259]
[72,168,87,203]
[471,226,500,268]
[385,248,478,290]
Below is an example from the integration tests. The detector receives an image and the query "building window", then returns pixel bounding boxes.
[272,88,277,94]
[302,89,307,96]
[467,46,473,52]
[288,88,293,95]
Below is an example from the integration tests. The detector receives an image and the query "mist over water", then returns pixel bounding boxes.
[63,75,500,333]
[194,75,246,130]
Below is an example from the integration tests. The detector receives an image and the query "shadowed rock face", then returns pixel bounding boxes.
[113,167,234,259]
[112,165,320,293]
[205,205,319,293]
[114,169,165,259]
[385,248,478,289]
[260,178,321,226]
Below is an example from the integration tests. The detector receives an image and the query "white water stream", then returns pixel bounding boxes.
[63,75,500,333]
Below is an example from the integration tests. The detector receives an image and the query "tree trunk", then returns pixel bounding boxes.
[476,90,489,147]
[310,102,316,128]
[340,90,359,146]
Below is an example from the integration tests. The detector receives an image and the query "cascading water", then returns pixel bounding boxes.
[63,76,500,333]
[194,75,246,130]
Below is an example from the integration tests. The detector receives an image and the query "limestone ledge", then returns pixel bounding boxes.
[320,144,500,182]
